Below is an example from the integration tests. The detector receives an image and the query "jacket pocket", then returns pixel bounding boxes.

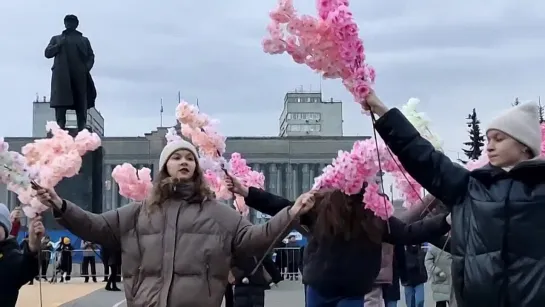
[205,257,211,297]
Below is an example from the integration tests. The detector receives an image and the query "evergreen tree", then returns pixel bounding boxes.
[462,108,485,162]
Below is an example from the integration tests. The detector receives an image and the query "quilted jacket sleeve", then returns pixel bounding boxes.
[374,108,470,207]
[383,214,451,245]
[53,199,138,248]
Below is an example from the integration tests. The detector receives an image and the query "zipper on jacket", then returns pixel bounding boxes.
[500,181,514,304]
[205,258,211,297]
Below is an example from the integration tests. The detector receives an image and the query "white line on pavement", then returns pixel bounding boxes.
[112,299,126,307]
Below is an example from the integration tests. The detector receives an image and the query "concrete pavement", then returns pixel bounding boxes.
[57,280,437,307]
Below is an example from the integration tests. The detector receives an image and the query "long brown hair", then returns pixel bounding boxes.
[311,188,385,244]
[146,156,214,210]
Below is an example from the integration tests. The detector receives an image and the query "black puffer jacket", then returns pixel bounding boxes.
[376,108,545,307]
[0,238,40,307]
[399,245,428,287]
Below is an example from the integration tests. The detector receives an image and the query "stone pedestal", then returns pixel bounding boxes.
[43,146,104,230]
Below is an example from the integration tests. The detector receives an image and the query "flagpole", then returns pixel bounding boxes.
[160,98,164,127]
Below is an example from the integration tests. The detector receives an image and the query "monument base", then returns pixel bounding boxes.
[43,146,104,230]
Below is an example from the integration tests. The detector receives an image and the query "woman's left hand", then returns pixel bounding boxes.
[289,192,315,216]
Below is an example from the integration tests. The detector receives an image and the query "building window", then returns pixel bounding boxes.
[306,97,311,102]
[286,112,321,120]
[287,124,321,132]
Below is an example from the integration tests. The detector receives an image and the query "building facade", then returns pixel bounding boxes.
[32,98,105,137]
[278,91,343,137]
[1,129,368,223]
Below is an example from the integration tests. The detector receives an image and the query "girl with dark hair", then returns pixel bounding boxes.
[35,140,313,307]
[224,177,450,307]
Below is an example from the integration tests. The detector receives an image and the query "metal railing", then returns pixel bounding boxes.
[31,249,120,282]
[29,247,305,282]
[271,247,303,281]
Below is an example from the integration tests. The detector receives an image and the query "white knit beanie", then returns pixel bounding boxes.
[159,140,199,171]
[486,102,542,157]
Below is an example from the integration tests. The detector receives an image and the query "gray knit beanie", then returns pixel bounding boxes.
[486,102,542,157]
[158,140,199,172]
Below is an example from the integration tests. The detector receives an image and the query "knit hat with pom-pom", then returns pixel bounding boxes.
[486,102,542,157]
[159,140,199,171]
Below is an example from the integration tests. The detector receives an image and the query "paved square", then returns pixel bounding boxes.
[55,280,436,306]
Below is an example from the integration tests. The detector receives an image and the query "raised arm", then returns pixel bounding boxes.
[374,108,470,207]
[53,199,135,248]
[44,36,61,59]
[383,214,450,245]
[243,187,311,235]
[245,187,293,216]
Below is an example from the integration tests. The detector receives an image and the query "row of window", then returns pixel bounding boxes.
[288,97,321,103]
[287,124,321,132]
[286,112,321,120]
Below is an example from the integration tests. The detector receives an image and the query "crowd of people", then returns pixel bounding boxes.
[1,93,544,307]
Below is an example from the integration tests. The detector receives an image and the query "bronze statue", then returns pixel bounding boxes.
[45,15,97,131]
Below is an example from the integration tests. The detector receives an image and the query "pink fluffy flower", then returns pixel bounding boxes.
[203,169,232,200]
[176,101,226,158]
[226,153,266,215]
[0,139,45,217]
[313,139,394,219]
[165,127,183,143]
[111,163,153,201]
[6,123,101,217]
[363,182,393,220]
[263,0,375,107]
[21,122,100,189]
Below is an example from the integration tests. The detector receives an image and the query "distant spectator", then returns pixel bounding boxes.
[81,240,98,282]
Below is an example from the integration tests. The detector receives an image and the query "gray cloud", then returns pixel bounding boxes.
[0,0,544,161]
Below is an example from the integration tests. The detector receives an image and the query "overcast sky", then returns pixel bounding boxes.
[1,1,544,162]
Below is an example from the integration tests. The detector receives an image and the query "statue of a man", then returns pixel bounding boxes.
[45,14,97,132]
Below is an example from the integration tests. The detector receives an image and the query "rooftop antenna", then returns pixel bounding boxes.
[35,93,39,102]
[160,98,164,127]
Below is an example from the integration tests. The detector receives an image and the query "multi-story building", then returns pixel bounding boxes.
[278,90,343,137]
[32,97,105,137]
